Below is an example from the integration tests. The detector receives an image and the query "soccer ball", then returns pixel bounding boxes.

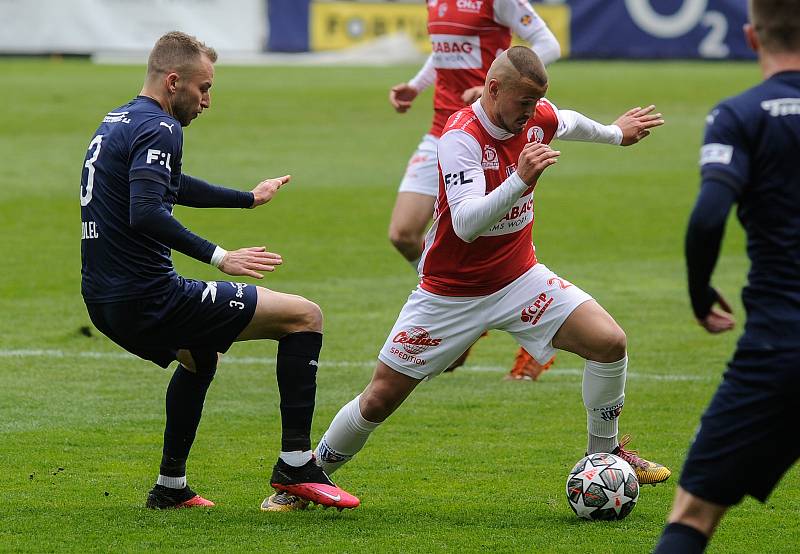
[566,452,639,520]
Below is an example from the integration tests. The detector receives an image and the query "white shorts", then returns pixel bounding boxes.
[397,134,440,197]
[378,263,593,380]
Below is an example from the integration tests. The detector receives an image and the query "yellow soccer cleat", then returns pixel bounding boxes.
[613,434,672,486]
[260,492,309,512]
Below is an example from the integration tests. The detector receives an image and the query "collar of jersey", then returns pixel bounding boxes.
[472,99,514,141]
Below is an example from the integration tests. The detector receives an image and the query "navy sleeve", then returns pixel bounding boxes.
[130,178,217,264]
[699,103,750,196]
[685,178,737,319]
[177,174,254,208]
[129,118,182,186]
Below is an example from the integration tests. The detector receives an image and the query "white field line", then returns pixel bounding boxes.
[0,349,711,382]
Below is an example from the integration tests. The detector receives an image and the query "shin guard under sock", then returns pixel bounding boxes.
[276,332,322,453]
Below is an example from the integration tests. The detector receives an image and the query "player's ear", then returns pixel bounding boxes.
[743,23,759,53]
[165,72,180,94]
[487,79,500,100]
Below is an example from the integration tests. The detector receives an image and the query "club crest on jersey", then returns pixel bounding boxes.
[482,144,499,170]
[520,14,533,26]
[392,327,443,354]
[527,126,544,143]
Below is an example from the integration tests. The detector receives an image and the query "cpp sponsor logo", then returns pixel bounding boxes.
[520,292,553,326]
[392,327,443,354]
[527,126,545,144]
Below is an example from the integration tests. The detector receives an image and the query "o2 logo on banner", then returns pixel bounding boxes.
[625,0,728,57]
[569,0,752,60]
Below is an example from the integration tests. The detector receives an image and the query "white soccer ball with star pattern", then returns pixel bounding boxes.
[566,452,639,520]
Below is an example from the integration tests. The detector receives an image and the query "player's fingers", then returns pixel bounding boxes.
[536,149,561,161]
[248,263,277,272]
[277,175,291,185]
[244,246,267,252]
[625,106,642,116]
[635,105,656,116]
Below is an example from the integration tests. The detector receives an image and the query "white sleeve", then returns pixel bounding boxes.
[408,54,436,92]
[549,98,623,145]
[493,0,561,65]
[439,130,530,243]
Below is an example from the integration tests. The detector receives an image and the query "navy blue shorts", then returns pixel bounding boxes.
[679,349,800,506]
[85,277,258,368]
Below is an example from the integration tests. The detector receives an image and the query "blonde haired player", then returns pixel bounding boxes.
[389,0,562,379]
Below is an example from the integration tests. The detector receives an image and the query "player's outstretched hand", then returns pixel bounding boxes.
[698,291,735,334]
[251,175,290,208]
[614,105,665,146]
[461,85,484,105]
[516,142,560,186]
[219,246,282,279]
[390,83,419,113]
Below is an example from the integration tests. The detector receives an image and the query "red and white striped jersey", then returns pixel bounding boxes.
[424,0,550,136]
[419,98,559,297]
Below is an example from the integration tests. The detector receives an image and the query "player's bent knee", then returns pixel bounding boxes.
[295,300,323,333]
[358,390,394,423]
[591,326,627,363]
[189,349,219,381]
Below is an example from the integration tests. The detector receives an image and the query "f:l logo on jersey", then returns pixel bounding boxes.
[146,149,172,170]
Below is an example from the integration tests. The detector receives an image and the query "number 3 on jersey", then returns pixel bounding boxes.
[80,135,103,206]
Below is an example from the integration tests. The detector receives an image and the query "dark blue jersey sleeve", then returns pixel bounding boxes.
[699,103,750,196]
[129,118,182,186]
[129,178,217,263]
[685,178,737,319]
[177,174,254,208]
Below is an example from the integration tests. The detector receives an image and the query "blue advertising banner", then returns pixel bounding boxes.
[268,0,310,52]
[267,1,755,60]
[568,0,754,59]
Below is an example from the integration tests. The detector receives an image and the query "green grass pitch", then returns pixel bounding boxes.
[0,58,797,552]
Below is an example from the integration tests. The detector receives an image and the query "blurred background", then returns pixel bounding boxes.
[0,0,753,63]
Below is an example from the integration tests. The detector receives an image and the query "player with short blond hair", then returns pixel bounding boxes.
[80,31,358,512]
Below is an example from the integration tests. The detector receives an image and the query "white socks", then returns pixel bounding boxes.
[583,355,627,454]
[157,474,187,489]
[280,450,313,467]
[314,395,380,475]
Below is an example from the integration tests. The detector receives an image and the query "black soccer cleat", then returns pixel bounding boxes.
[145,484,215,509]
[269,457,359,509]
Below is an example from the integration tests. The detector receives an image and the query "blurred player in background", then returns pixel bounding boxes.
[389,0,561,379]
[299,48,670,510]
[80,31,357,511]
[653,1,800,551]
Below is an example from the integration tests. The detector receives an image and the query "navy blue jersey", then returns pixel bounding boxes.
[700,71,800,350]
[81,96,207,302]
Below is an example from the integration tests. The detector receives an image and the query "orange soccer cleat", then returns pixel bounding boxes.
[505,348,555,381]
